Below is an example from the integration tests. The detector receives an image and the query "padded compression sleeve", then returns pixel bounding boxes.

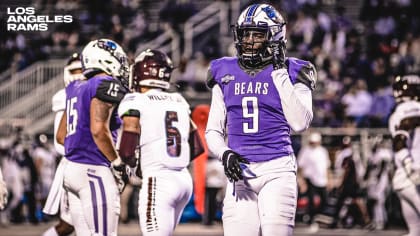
[118,130,139,167]
[272,68,313,132]
[205,85,231,160]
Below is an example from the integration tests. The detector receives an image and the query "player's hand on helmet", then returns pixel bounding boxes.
[222,150,250,182]
[270,40,286,70]
[0,178,8,210]
[111,157,130,193]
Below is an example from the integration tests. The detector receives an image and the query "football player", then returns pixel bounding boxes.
[42,53,84,236]
[205,3,315,236]
[388,74,420,236]
[117,49,203,236]
[56,39,129,236]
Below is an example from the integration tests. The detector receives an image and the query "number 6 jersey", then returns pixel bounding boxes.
[118,89,191,174]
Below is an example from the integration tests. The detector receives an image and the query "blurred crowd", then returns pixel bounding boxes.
[0,0,155,75]
[275,0,420,128]
[1,0,419,128]
[295,132,399,232]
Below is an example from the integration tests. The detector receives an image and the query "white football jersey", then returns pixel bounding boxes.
[118,89,191,174]
[52,89,66,155]
[388,101,420,165]
[52,89,66,112]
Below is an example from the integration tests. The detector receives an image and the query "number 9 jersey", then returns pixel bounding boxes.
[118,89,191,175]
[207,57,315,162]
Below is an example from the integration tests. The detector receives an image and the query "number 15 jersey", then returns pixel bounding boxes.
[118,89,191,174]
[64,75,126,166]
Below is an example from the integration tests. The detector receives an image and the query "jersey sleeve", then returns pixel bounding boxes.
[95,79,127,104]
[272,68,313,132]
[118,93,143,118]
[51,89,66,112]
[205,84,230,160]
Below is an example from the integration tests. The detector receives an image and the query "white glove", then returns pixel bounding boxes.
[111,157,129,193]
[0,178,8,210]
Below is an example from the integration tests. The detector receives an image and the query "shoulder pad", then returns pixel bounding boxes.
[286,58,317,90]
[206,71,217,88]
[206,57,237,88]
[118,93,142,118]
[95,79,127,104]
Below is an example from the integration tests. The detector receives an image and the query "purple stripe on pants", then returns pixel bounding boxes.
[89,180,99,233]
[88,173,108,236]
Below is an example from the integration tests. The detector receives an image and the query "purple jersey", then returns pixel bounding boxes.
[209,57,312,162]
[64,75,125,166]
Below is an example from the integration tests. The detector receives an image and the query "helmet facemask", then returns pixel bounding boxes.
[233,26,271,68]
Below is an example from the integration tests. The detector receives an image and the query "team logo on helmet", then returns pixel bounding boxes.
[262,6,281,23]
[81,38,129,88]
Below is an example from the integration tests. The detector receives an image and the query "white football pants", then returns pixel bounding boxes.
[138,168,193,236]
[64,161,120,236]
[222,154,297,236]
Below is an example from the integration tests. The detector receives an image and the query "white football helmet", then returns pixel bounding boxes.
[81,38,129,87]
[63,52,85,87]
[233,4,286,68]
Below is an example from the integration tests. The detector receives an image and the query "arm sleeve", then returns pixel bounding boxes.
[205,85,230,160]
[271,68,313,132]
